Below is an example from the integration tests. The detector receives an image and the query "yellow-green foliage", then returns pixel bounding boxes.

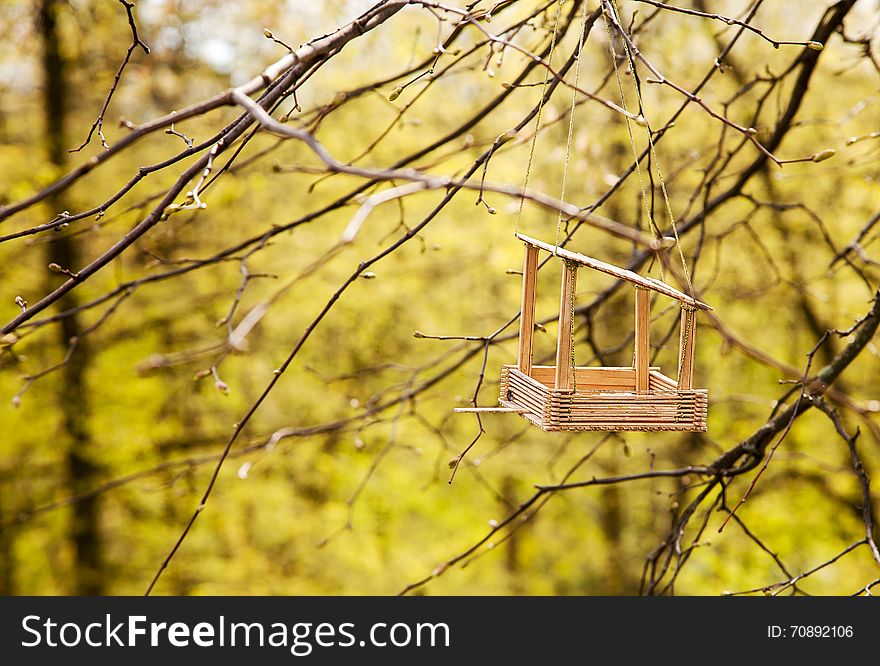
[0,1,877,596]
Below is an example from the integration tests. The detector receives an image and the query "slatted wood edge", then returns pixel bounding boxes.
[499,365,707,432]
[650,370,678,390]
[541,424,707,432]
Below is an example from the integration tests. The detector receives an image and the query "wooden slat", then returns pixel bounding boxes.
[505,366,553,394]
[453,407,528,414]
[502,367,549,416]
[505,382,547,411]
[549,415,701,421]
[529,366,645,388]
[555,261,577,391]
[513,365,696,393]
[549,406,699,413]
[553,410,702,414]
[499,400,546,429]
[543,424,706,432]
[547,408,704,419]
[678,307,697,390]
[517,233,712,311]
[649,370,678,390]
[530,365,643,376]
[549,396,701,405]
[549,410,698,416]
[517,244,539,375]
[550,391,702,401]
[634,287,650,393]
[547,408,703,417]
[554,425,700,429]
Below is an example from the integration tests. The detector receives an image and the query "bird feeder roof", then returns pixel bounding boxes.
[517,233,712,311]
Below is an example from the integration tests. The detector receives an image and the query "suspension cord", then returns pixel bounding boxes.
[515,0,566,239]
[565,258,579,390]
[677,304,696,386]
[553,0,590,253]
[601,0,694,294]
[600,0,664,281]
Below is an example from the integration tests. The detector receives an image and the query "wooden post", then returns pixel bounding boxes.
[678,307,696,390]
[555,260,577,390]
[634,287,650,393]
[517,244,539,376]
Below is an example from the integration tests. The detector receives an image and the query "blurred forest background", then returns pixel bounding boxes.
[0,0,879,596]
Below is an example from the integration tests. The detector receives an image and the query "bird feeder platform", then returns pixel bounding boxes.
[491,234,711,432]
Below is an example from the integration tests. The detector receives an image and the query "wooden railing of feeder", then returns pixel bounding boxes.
[457,235,712,432]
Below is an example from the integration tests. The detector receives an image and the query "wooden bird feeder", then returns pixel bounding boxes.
[459,234,712,432]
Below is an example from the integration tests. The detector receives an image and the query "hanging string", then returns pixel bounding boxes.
[515,0,566,239]
[553,0,590,253]
[553,3,590,388]
[677,304,696,387]
[566,259,579,391]
[601,0,694,294]
[600,0,664,281]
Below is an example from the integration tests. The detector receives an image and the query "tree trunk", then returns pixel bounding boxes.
[500,475,523,594]
[599,460,629,594]
[38,0,103,595]
[0,482,13,594]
